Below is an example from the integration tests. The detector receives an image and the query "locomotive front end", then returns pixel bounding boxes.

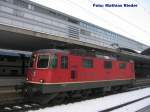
[25,50,57,95]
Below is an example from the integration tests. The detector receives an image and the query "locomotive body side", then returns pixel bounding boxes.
[26,49,135,95]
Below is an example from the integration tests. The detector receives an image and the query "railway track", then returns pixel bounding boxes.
[135,78,150,87]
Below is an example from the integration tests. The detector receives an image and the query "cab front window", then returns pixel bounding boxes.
[37,55,49,68]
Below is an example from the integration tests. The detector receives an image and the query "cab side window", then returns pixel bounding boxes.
[119,63,126,69]
[61,56,68,69]
[37,55,49,68]
[83,59,93,68]
[104,61,112,69]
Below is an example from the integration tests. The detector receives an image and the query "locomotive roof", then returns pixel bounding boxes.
[35,49,118,60]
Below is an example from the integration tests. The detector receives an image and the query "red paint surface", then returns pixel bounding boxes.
[27,50,135,83]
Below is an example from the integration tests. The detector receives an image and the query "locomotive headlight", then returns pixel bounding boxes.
[39,79,44,83]
[26,78,28,81]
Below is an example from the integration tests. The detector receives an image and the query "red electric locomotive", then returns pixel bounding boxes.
[26,49,135,104]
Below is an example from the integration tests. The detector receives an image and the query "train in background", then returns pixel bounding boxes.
[0,50,30,77]
[0,49,31,77]
[0,49,31,88]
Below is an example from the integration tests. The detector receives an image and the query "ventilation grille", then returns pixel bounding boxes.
[68,25,79,39]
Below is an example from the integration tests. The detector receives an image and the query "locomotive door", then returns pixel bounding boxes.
[104,60,112,80]
[71,66,77,79]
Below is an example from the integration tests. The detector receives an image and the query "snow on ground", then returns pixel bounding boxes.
[29,88,150,112]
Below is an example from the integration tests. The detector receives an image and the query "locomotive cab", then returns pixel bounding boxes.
[26,51,57,83]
